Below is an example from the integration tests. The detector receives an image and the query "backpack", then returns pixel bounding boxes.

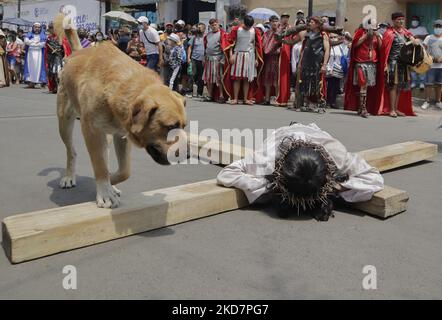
[399,42,425,66]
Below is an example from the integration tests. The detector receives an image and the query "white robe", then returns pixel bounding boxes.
[24,34,45,83]
[217,123,384,204]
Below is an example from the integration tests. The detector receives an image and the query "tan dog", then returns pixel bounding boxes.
[56,17,188,208]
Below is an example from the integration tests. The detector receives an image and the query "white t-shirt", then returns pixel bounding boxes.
[139,27,160,55]
[423,34,442,69]
[409,26,429,43]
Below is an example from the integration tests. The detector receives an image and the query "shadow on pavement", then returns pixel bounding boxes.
[38,167,96,206]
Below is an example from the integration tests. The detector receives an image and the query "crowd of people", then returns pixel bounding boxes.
[0,11,441,118]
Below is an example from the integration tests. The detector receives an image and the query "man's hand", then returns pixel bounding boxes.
[158,58,164,68]
[255,60,258,67]
[412,38,420,46]
[321,65,327,74]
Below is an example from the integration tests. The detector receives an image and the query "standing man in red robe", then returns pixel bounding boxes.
[223,15,263,105]
[262,15,281,105]
[377,12,419,117]
[275,12,292,107]
[344,21,382,117]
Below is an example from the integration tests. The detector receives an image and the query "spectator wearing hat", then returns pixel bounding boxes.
[160,23,174,42]
[296,10,305,22]
[421,19,442,110]
[167,33,184,91]
[281,13,290,25]
[138,16,163,72]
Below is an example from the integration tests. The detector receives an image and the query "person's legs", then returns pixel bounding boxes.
[196,60,204,96]
[231,79,240,103]
[422,69,435,109]
[326,77,339,108]
[206,83,213,99]
[265,84,271,103]
[359,85,369,118]
[419,73,426,89]
[243,80,252,105]
[169,66,181,91]
[411,71,417,89]
[389,86,398,117]
[146,54,159,72]
[435,68,442,108]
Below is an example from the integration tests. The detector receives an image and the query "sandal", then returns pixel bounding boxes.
[245,100,254,106]
[228,99,238,105]
[396,110,406,117]
[389,111,397,118]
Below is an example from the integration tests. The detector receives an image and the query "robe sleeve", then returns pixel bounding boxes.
[332,146,384,203]
[216,158,269,204]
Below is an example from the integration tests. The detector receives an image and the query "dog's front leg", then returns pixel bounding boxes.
[81,122,120,208]
[110,134,131,186]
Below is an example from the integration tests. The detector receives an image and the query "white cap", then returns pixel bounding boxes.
[177,20,185,26]
[168,33,180,43]
[158,30,164,35]
[137,16,149,24]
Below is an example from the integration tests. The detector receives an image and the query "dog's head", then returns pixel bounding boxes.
[127,85,189,165]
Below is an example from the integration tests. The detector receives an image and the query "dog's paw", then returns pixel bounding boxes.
[59,176,76,189]
[96,182,120,209]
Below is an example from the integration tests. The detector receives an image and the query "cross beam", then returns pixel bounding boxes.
[2,139,437,263]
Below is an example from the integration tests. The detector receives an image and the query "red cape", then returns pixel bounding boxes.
[375,27,415,116]
[276,29,292,104]
[344,28,381,114]
[222,26,264,101]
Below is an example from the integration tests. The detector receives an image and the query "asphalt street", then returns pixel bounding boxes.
[0,85,441,299]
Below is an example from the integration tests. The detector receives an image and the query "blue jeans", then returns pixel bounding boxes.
[425,68,442,86]
[411,71,426,86]
[146,54,159,72]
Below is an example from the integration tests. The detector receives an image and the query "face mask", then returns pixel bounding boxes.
[96,36,103,41]
[411,20,419,28]
[435,28,442,36]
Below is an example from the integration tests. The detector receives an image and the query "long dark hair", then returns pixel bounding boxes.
[266,142,346,221]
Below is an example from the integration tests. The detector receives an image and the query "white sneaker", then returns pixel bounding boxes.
[436,102,442,110]
[419,83,425,90]
[421,101,430,110]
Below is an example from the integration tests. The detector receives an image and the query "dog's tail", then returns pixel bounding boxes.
[54,13,82,52]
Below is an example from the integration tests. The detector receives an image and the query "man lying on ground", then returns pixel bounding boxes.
[217,123,384,221]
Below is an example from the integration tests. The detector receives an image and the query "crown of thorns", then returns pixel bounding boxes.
[266,137,339,212]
